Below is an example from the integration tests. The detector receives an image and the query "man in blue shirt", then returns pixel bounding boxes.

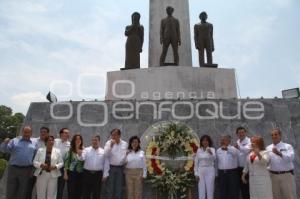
[0,125,37,199]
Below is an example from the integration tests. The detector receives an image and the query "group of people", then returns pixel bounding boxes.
[0,127,145,199]
[194,127,297,199]
[0,126,297,199]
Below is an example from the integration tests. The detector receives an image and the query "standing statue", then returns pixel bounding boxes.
[124,12,144,70]
[194,12,216,67]
[159,6,181,66]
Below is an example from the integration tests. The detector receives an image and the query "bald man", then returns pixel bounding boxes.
[0,126,38,199]
[267,129,297,199]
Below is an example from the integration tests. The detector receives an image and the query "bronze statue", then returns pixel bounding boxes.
[194,12,215,67]
[124,12,144,70]
[159,6,181,66]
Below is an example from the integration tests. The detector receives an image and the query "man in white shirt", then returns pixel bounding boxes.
[235,127,251,199]
[104,128,128,199]
[55,128,70,199]
[216,135,239,199]
[266,128,297,199]
[81,135,109,199]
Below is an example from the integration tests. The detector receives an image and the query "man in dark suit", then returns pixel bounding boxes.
[194,11,214,67]
[159,6,181,66]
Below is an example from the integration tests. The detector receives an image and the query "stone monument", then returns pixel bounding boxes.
[123,12,144,70]
[159,6,181,66]
[106,2,237,101]
[194,12,218,68]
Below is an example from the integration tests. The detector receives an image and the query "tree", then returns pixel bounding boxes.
[0,105,25,139]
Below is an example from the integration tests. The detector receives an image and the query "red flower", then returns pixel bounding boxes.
[151,159,162,175]
[190,143,198,153]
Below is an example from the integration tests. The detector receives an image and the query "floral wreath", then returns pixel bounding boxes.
[145,121,199,198]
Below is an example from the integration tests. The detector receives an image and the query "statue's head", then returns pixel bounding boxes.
[199,12,208,22]
[132,12,141,25]
[166,6,174,16]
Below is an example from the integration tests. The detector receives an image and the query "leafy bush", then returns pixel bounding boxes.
[0,158,7,179]
[0,152,10,161]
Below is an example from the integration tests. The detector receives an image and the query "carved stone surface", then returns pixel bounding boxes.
[105,66,238,101]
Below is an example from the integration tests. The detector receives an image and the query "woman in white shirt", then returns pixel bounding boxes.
[124,136,147,199]
[242,136,273,199]
[194,135,216,199]
[33,135,64,199]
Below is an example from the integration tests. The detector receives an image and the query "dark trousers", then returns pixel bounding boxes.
[67,171,83,199]
[218,168,239,199]
[238,167,250,199]
[26,175,36,199]
[82,170,103,199]
[198,46,213,66]
[106,165,124,199]
[6,165,33,199]
[57,168,65,199]
[160,40,179,66]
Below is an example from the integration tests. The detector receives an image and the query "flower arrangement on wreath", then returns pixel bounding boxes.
[145,121,199,199]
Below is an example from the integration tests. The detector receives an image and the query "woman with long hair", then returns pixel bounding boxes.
[194,135,216,199]
[64,134,84,199]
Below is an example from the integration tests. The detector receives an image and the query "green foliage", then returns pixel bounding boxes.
[146,121,197,199]
[0,152,10,161]
[0,158,7,179]
[157,122,192,159]
[147,170,195,199]
[0,105,25,139]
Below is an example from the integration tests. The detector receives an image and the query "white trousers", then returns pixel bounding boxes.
[36,172,58,199]
[197,166,215,199]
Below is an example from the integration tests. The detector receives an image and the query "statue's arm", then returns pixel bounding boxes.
[140,26,144,52]
[211,24,215,52]
[125,25,131,36]
[160,20,164,44]
[176,19,181,44]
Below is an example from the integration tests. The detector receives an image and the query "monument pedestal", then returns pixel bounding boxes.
[105,66,238,100]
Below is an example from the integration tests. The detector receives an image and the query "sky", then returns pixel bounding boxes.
[0,0,299,114]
